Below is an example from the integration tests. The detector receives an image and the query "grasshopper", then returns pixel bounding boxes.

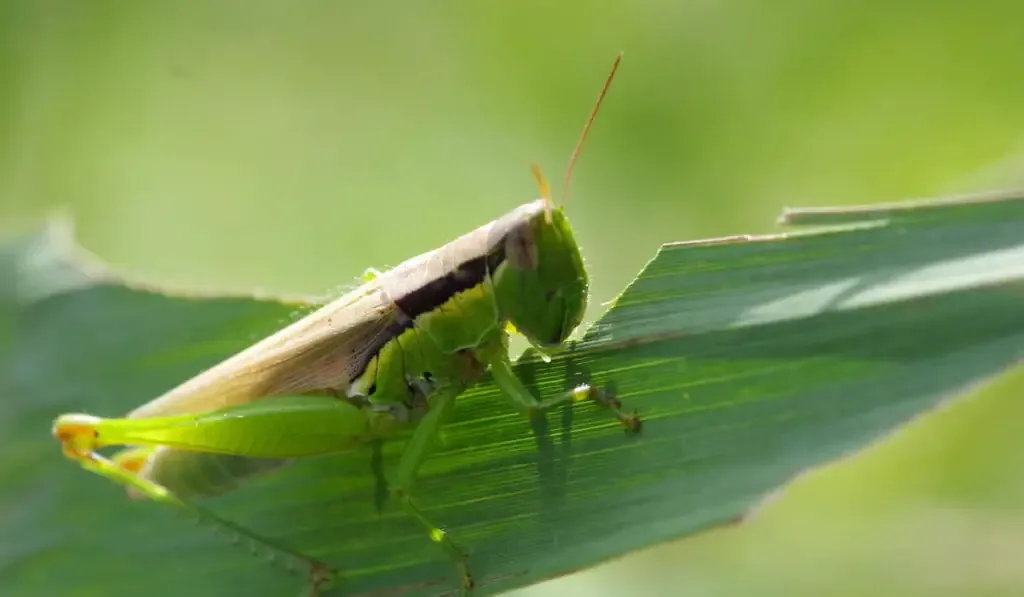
[52,54,640,596]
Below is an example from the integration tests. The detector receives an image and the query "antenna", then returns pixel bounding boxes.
[561,52,623,207]
[531,164,554,222]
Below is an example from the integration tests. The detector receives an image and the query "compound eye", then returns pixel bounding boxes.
[504,226,538,270]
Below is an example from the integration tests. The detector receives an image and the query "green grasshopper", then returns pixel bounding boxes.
[52,54,640,596]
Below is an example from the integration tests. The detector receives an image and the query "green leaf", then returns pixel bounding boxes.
[4,192,1023,597]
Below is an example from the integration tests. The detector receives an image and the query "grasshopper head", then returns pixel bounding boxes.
[492,53,621,350]
[493,201,589,350]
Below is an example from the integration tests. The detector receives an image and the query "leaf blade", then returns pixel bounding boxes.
[4,191,1023,596]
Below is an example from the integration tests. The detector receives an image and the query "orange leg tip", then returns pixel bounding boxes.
[52,414,102,443]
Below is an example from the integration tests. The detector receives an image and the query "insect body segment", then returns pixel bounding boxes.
[347,197,588,424]
[53,54,636,597]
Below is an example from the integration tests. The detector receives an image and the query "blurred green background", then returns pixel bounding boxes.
[3,2,1023,596]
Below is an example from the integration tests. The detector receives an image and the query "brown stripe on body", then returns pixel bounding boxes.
[378,200,545,320]
[336,200,544,381]
[266,200,542,397]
